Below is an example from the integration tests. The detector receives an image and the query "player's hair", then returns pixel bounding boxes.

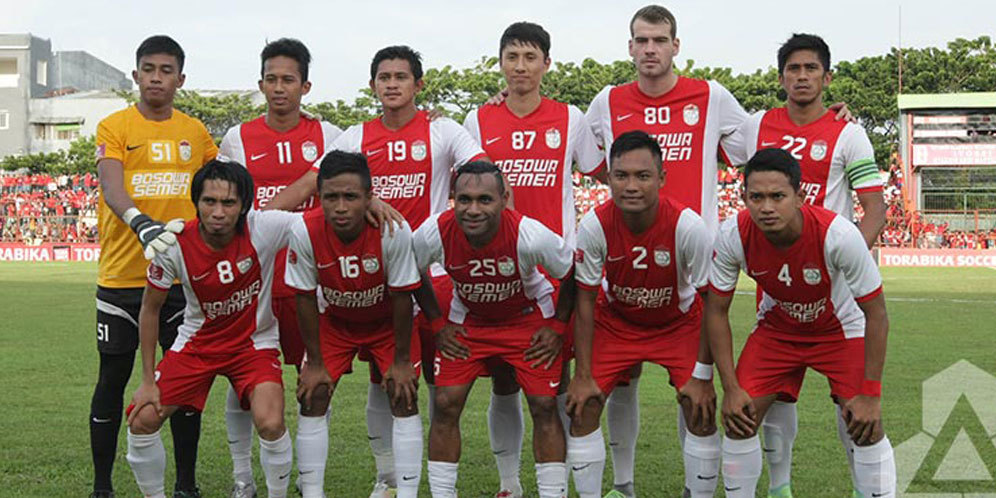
[499,22,551,59]
[260,38,311,82]
[190,159,254,233]
[316,150,372,191]
[453,161,506,196]
[630,5,677,38]
[778,33,831,74]
[370,45,423,81]
[609,130,663,171]
[136,35,185,71]
[743,148,802,191]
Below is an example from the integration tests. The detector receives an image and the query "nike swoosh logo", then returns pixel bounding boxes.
[126,144,144,151]
[367,436,380,441]
[272,362,282,370]
[317,262,334,269]
[366,149,383,156]
[446,264,468,271]
[616,114,633,122]
[485,137,501,145]
[571,463,591,471]
[871,493,889,497]
[92,417,112,423]
[492,449,507,456]
[750,270,769,276]
[548,381,561,388]
[402,475,418,481]
[299,470,315,475]
[250,153,268,161]
[412,361,422,369]
[762,448,775,452]
[761,141,778,147]
[279,471,291,480]
[696,474,717,480]
[228,439,239,444]
[725,486,742,491]
[192,271,211,281]
[606,255,626,263]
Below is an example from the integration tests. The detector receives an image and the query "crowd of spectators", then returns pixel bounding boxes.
[1,173,99,244]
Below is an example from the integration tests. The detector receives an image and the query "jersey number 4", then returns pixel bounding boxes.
[777,263,792,287]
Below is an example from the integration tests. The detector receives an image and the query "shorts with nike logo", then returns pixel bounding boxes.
[589,305,699,394]
[433,313,562,396]
[154,347,283,411]
[317,317,422,383]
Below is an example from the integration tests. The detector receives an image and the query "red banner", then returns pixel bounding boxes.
[878,248,996,267]
[0,243,101,262]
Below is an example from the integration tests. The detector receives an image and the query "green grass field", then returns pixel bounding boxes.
[1,263,994,497]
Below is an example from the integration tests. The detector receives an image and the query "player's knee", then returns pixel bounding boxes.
[128,406,163,435]
[432,388,464,423]
[254,414,286,440]
[687,420,718,437]
[852,428,886,447]
[526,396,559,424]
[299,386,331,417]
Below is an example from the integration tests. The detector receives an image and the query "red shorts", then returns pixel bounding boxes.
[433,314,563,397]
[319,318,422,382]
[273,296,305,366]
[736,329,865,402]
[590,307,699,394]
[156,348,283,411]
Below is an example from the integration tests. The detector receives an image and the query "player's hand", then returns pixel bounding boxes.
[721,386,757,438]
[678,378,717,432]
[485,87,510,106]
[524,326,563,370]
[436,323,471,360]
[829,102,858,123]
[426,107,446,121]
[127,381,162,425]
[296,360,332,412]
[366,197,405,236]
[565,374,604,421]
[384,359,419,410]
[842,395,882,446]
[130,215,184,260]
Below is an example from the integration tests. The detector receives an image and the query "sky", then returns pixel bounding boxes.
[4,0,995,103]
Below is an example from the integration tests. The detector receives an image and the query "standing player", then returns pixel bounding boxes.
[705,148,895,498]
[125,160,299,498]
[218,38,342,497]
[721,34,887,498]
[91,35,216,498]
[286,151,424,498]
[414,162,575,498]
[567,131,718,498]
[462,21,603,498]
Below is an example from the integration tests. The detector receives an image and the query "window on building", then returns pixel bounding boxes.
[36,60,47,86]
[0,110,9,130]
[0,59,17,88]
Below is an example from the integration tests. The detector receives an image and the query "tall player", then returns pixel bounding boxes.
[462,21,603,498]
[286,151,424,498]
[705,148,895,498]
[721,34,887,498]
[413,162,575,498]
[91,35,216,498]
[125,160,299,498]
[218,38,342,497]
[567,131,719,498]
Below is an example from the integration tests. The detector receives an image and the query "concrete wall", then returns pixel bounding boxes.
[28,93,129,153]
[52,51,131,92]
[0,34,33,156]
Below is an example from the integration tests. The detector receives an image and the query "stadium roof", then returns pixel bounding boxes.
[898,92,996,110]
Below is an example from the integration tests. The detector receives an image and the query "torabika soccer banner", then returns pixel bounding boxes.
[878,248,996,267]
[0,243,101,262]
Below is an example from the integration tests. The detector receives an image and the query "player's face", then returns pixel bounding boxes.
[743,171,804,234]
[260,55,311,116]
[629,19,679,79]
[197,179,243,237]
[370,59,424,112]
[319,173,371,237]
[501,41,550,95]
[608,148,664,214]
[780,49,831,107]
[133,53,185,107]
[453,173,508,240]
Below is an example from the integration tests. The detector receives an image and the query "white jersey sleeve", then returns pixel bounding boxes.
[462,109,483,145]
[839,123,882,191]
[709,216,745,294]
[826,216,882,300]
[249,209,300,253]
[574,210,606,288]
[218,125,247,166]
[284,216,317,292]
[314,124,363,170]
[412,213,444,274]
[585,86,613,164]
[433,117,485,167]
[381,221,421,291]
[676,208,713,291]
[569,105,604,174]
[320,121,344,150]
[713,81,750,159]
[517,216,573,280]
[723,110,765,167]
[147,244,181,290]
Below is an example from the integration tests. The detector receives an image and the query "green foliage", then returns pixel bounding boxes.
[172,90,265,138]
[1,135,96,174]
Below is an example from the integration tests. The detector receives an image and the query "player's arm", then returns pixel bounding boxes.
[520,220,572,369]
[856,190,887,248]
[566,285,601,420]
[387,289,417,409]
[525,267,575,369]
[412,217,470,359]
[704,290,755,437]
[283,220,331,410]
[97,158,182,260]
[127,282,167,424]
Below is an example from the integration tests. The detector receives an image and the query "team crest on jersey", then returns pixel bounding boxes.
[362,254,380,274]
[654,247,671,267]
[411,140,427,161]
[237,257,253,274]
[545,128,561,149]
[803,266,822,285]
[497,256,516,277]
[683,104,700,126]
[301,141,319,162]
[810,140,828,161]
[178,140,192,162]
[288,249,298,265]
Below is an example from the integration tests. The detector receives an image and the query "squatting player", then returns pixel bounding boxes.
[413,162,575,498]
[705,148,896,498]
[125,160,300,498]
[91,35,216,498]
[285,151,424,498]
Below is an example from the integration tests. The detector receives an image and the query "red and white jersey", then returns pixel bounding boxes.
[412,209,573,325]
[723,108,883,218]
[324,111,485,229]
[586,78,748,231]
[463,99,602,246]
[284,209,420,325]
[576,196,711,327]
[147,210,300,354]
[709,204,883,342]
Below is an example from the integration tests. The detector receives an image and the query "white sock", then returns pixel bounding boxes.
[683,432,721,497]
[535,462,568,498]
[677,408,688,450]
[126,429,166,498]
[488,391,524,493]
[260,430,293,498]
[226,385,255,483]
[427,460,458,498]
[606,378,639,487]
[853,436,896,498]
[836,404,860,492]
[393,415,424,498]
[762,400,798,490]
[296,413,328,498]
[567,428,606,498]
[367,382,396,486]
[721,435,762,498]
